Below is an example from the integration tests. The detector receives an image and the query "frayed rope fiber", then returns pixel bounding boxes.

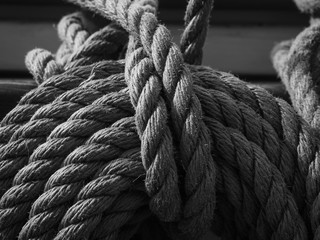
[1,0,320,239]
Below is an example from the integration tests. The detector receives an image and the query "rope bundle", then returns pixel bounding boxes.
[1,0,320,239]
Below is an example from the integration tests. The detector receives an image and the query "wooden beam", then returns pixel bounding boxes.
[0,6,308,26]
[0,79,35,119]
[0,21,303,75]
[0,0,298,10]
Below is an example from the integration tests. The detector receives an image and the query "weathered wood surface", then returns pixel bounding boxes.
[0,21,303,75]
[0,5,308,25]
[0,0,298,10]
[0,79,35,119]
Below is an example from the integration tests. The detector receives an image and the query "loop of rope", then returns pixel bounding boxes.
[0,35,127,240]
[57,12,93,49]
[0,16,125,147]
[0,19,128,239]
[25,49,63,85]
[55,12,93,66]
[1,57,316,239]
[0,69,127,239]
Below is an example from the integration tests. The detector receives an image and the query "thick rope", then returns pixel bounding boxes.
[25,49,63,85]
[0,21,127,188]
[19,120,147,240]
[0,18,126,147]
[0,65,127,238]
[180,0,214,65]
[3,0,320,239]
[272,1,320,238]
[0,60,124,189]
[0,67,127,239]
[272,13,320,240]
[0,6,312,239]
[34,80,310,240]
[0,21,128,239]
[55,12,93,66]
[66,2,217,238]
[55,11,113,66]
[4,63,315,239]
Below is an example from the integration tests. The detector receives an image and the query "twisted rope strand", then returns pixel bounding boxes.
[0,75,131,239]
[0,23,127,203]
[0,61,122,198]
[180,0,214,65]
[66,3,216,237]
[204,117,308,239]
[52,148,148,240]
[48,87,310,239]
[125,46,182,221]
[25,49,63,85]
[55,12,95,66]
[273,21,320,239]
[3,49,316,239]
[273,24,320,130]
[57,12,93,49]
[19,69,317,239]
[18,117,138,239]
[194,68,308,212]
[127,2,216,235]
[65,23,127,69]
[0,20,126,147]
[3,0,320,238]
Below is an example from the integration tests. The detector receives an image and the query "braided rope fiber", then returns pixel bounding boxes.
[180,0,214,65]
[2,0,320,239]
[272,4,320,237]
[0,14,128,239]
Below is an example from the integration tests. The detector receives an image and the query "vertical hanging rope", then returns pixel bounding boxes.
[180,0,214,65]
[102,1,214,237]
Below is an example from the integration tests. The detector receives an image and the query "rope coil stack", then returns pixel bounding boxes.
[1,0,320,239]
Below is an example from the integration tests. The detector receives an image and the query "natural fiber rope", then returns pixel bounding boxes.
[1,64,314,240]
[0,1,302,238]
[0,21,128,239]
[55,12,94,67]
[91,2,216,235]
[272,4,320,238]
[7,63,312,240]
[0,15,126,145]
[2,0,320,239]
[18,70,312,240]
[180,0,214,65]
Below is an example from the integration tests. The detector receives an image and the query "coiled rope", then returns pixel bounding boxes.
[1,0,320,239]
